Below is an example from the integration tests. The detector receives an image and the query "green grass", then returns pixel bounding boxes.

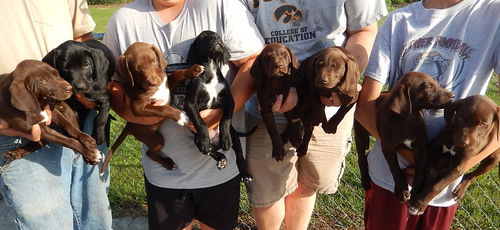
[91,5,499,228]
[89,7,118,33]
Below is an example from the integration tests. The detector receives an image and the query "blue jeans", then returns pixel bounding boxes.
[0,111,112,230]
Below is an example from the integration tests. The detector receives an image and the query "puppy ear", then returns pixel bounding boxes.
[116,55,134,87]
[89,48,110,81]
[10,68,41,113]
[444,99,460,124]
[337,47,360,103]
[495,106,500,141]
[287,46,299,70]
[151,45,167,70]
[250,54,264,86]
[388,83,412,116]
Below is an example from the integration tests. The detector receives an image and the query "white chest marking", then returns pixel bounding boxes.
[442,145,456,156]
[202,64,224,108]
[403,138,414,149]
[150,77,171,106]
[40,111,49,124]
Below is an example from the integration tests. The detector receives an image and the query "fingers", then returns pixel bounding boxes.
[0,119,8,129]
[30,124,42,142]
[272,87,299,113]
[43,105,52,126]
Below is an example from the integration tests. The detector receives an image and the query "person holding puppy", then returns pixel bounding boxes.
[0,0,112,229]
[237,0,387,229]
[104,0,264,229]
[355,0,500,229]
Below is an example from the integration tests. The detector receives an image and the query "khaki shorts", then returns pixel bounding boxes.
[246,109,353,208]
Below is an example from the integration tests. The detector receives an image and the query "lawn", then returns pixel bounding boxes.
[90,5,499,229]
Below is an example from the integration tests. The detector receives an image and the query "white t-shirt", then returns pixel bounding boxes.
[241,0,387,122]
[365,0,500,206]
[104,0,264,189]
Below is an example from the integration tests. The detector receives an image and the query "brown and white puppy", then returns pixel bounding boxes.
[0,60,101,164]
[101,42,204,173]
[250,43,303,161]
[376,72,454,203]
[409,95,499,215]
[297,46,360,157]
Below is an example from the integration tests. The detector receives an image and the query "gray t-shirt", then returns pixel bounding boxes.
[365,0,500,206]
[104,0,264,189]
[241,0,387,122]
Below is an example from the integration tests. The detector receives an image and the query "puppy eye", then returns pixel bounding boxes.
[153,60,159,66]
[479,122,487,128]
[83,63,91,69]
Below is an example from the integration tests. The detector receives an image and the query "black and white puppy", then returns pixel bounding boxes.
[43,39,114,145]
[184,30,252,181]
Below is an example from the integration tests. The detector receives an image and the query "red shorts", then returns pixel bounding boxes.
[364,183,458,230]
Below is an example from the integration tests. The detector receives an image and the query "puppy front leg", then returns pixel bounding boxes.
[168,64,205,89]
[381,146,410,202]
[453,149,500,201]
[322,103,355,134]
[93,97,110,145]
[409,154,468,215]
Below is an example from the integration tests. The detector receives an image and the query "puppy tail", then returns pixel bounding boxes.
[101,124,130,175]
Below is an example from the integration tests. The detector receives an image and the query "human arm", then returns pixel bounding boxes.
[0,105,52,142]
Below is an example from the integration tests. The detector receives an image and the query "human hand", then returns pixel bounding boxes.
[271,87,298,113]
[0,105,52,142]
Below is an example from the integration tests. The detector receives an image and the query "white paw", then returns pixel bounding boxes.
[91,149,102,163]
[176,111,190,126]
[408,206,423,216]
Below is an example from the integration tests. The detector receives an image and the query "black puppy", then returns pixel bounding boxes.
[184,30,252,181]
[43,40,114,145]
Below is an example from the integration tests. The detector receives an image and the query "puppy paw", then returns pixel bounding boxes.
[160,157,177,170]
[394,184,411,203]
[189,64,205,77]
[216,158,227,170]
[409,199,427,215]
[220,134,231,151]
[93,128,106,146]
[194,134,211,154]
[4,149,27,160]
[176,111,190,126]
[272,146,286,161]
[322,122,338,134]
[83,149,102,165]
[452,181,470,201]
[240,171,253,184]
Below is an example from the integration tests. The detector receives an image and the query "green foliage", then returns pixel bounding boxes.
[88,0,128,5]
[386,0,418,4]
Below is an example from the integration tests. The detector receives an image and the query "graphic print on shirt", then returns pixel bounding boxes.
[394,36,474,94]
[164,52,189,110]
[261,3,317,44]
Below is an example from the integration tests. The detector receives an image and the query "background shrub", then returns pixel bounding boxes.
[88,0,129,5]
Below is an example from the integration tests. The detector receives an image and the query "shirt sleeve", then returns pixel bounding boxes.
[364,15,393,85]
[69,0,96,38]
[345,0,388,31]
[221,0,264,61]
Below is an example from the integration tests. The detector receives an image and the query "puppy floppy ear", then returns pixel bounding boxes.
[151,45,167,70]
[10,68,41,113]
[116,55,134,87]
[250,54,264,86]
[495,106,500,141]
[444,99,460,124]
[337,47,360,103]
[388,83,412,117]
[88,48,109,81]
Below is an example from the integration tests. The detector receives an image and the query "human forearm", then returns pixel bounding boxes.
[230,54,259,113]
[345,23,378,73]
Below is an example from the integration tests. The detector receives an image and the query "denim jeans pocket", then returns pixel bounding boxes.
[0,135,24,172]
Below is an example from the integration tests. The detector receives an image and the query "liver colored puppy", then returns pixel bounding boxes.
[101,42,204,173]
[250,43,303,161]
[409,95,500,215]
[376,72,454,202]
[298,46,360,157]
[0,60,101,164]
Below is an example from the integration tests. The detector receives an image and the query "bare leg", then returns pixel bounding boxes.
[284,183,316,230]
[253,198,286,230]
